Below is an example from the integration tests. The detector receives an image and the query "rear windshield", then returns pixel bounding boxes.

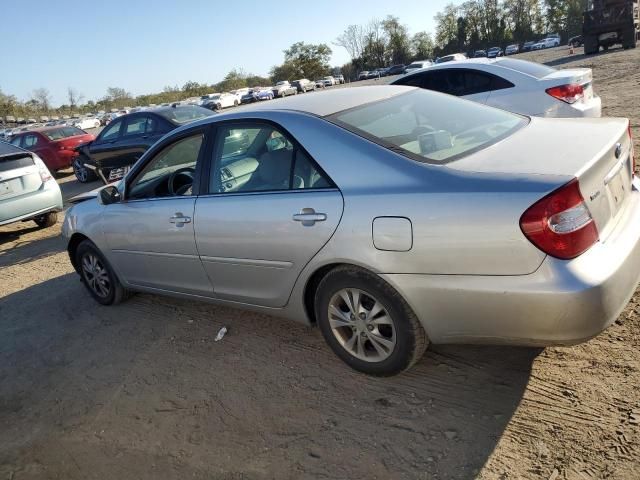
[157,106,214,125]
[0,153,34,172]
[496,58,556,78]
[42,126,85,141]
[328,89,526,164]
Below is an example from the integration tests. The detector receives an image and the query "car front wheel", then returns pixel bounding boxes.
[76,240,130,306]
[315,266,428,376]
[73,156,97,183]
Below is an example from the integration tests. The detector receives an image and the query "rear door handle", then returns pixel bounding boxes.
[169,213,191,226]
[293,208,326,226]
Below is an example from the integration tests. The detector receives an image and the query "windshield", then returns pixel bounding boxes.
[157,106,214,125]
[328,90,526,164]
[42,126,85,140]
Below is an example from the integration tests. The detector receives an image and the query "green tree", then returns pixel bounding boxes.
[412,31,434,60]
[382,15,412,64]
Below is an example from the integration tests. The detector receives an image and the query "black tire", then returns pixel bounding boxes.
[584,35,598,54]
[73,155,97,183]
[315,266,428,376]
[234,99,239,106]
[33,211,57,228]
[623,28,637,49]
[76,240,131,306]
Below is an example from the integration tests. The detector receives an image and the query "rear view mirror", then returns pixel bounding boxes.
[418,130,453,155]
[100,185,121,205]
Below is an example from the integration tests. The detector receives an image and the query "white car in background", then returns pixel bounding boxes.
[72,117,101,130]
[404,60,433,73]
[391,57,601,118]
[533,37,560,50]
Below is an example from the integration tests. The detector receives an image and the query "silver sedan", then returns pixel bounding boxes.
[63,86,640,376]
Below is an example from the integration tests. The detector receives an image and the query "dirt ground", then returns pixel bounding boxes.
[1,45,640,480]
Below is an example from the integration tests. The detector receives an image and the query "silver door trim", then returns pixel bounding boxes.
[200,255,293,269]
[111,249,200,260]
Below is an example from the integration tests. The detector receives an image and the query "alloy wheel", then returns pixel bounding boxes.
[328,288,396,362]
[73,158,88,182]
[81,253,111,298]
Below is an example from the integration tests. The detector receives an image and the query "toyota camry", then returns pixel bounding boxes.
[63,86,640,376]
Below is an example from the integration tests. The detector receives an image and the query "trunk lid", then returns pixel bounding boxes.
[448,116,633,241]
[0,153,42,200]
[54,134,94,149]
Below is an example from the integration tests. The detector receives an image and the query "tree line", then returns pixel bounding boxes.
[1,0,588,120]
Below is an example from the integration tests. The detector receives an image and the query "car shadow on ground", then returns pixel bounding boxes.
[0,273,541,480]
[0,223,65,267]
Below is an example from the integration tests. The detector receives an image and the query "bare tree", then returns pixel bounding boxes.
[67,87,84,109]
[31,88,52,111]
[334,24,368,60]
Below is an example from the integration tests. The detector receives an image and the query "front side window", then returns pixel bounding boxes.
[210,124,332,194]
[329,89,526,163]
[99,120,123,142]
[128,134,204,200]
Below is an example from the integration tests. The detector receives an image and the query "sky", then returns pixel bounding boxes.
[2,0,450,106]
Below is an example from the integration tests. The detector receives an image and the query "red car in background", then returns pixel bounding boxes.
[10,126,95,175]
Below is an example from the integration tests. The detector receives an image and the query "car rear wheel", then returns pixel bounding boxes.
[76,240,130,306]
[73,156,97,183]
[33,211,57,228]
[315,266,428,376]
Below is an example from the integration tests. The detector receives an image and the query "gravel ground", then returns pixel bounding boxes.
[1,45,640,480]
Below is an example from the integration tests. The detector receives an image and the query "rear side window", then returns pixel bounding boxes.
[0,154,34,172]
[393,73,424,87]
[329,89,526,164]
[496,58,555,79]
[22,134,39,148]
[42,127,85,140]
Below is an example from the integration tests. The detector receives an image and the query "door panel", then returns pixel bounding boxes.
[194,190,343,307]
[102,198,213,295]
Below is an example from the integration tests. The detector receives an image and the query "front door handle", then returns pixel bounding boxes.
[169,212,191,227]
[293,208,326,226]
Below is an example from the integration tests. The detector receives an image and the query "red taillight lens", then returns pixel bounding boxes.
[520,179,599,260]
[545,83,584,104]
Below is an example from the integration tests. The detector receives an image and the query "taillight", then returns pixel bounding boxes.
[39,168,52,183]
[545,83,584,104]
[33,156,53,183]
[520,179,599,260]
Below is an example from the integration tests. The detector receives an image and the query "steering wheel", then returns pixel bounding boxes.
[168,167,195,196]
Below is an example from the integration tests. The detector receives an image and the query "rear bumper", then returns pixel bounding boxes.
[49,150,78,170]
[0,181,63,226]
[381,178,640,346]
[545,96,602,118]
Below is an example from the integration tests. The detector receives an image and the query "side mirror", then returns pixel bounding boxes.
[100,185,121,205]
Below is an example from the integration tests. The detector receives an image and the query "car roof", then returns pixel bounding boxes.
[226,85,414,117]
